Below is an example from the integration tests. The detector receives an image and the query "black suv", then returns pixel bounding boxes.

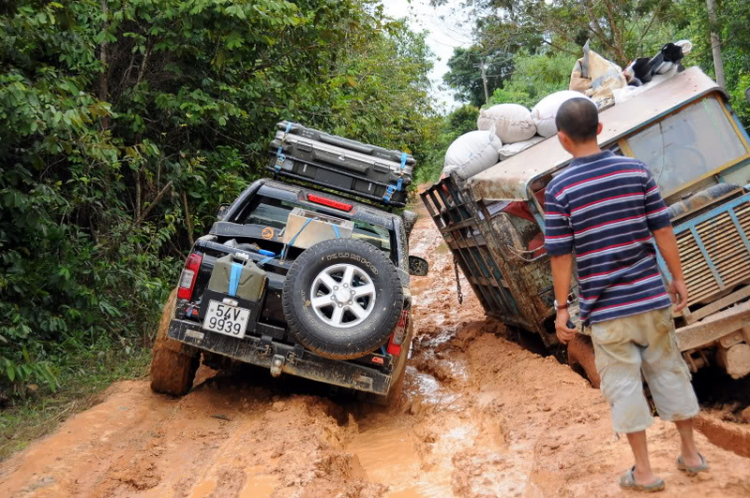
[150,178,427,405]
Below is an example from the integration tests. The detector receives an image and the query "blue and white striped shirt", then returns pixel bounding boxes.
[544,150,673,324]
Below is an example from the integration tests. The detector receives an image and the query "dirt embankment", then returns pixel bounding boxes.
[1,199,749,497]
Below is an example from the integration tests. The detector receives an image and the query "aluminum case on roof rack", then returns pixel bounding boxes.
[267,121,415,207]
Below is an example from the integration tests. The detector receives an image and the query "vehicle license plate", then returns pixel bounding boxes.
[203,300,250,339]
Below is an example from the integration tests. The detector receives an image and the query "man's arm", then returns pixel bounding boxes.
[652,226,688,312]
[641,164,688,313]
[544,186,577,344]
[551,253,576,343]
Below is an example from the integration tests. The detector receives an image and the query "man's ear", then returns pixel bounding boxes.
[557,130,573,153]
[596,122,604,136]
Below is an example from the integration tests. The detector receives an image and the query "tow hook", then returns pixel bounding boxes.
[270,354,285,378]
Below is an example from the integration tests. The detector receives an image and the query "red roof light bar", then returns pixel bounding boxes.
[307,194,353,212]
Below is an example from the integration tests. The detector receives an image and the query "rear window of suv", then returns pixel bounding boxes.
[240,197,394,257]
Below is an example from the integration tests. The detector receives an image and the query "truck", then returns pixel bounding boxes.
[422,67,750,384]
[150,146,428,405]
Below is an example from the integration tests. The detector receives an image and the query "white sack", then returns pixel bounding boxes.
[531,91,595,138]
[498,135,545,161]
[443,130,502,180]
[477,104,536,144]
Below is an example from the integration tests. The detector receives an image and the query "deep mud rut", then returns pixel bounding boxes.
[2,199,750,498]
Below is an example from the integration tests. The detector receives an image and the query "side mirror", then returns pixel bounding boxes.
[216,204,230,220]
[408,255,429,276]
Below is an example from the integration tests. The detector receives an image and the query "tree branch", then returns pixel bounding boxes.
[135,180,173,226]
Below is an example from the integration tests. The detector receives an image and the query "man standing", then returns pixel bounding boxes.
[544,98,708,492]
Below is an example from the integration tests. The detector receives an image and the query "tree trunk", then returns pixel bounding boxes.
[99,0,110,129]
[182,191,195,247]
[706,0,726,88]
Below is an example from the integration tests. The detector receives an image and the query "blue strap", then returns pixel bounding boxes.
[333,224,341,238]
[228,262,243,297]
[258,256,274,266]
[280,216,316,260]
[274,121,293,172]
[383,152,407,203]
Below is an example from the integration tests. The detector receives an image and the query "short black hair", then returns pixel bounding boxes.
[555,97,599,143]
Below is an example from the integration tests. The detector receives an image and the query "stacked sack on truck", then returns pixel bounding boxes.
[531,91,595,138]
[443,103,542,179]
[443,129,503,180]
[442,93,597,179]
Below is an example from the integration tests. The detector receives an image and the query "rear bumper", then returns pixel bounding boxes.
[675,300,750,351]
[168,319,391,395]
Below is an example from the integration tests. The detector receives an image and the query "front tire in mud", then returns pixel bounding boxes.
[567,334,601,389]
[150,289,200,396]
[282,238,404,360]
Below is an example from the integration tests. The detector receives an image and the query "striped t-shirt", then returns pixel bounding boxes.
[544,150,673,324]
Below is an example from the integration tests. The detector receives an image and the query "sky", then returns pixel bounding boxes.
[380,0,474,111]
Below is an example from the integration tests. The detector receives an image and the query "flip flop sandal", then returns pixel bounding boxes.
[677,453,709,474]
[619,467,666,493]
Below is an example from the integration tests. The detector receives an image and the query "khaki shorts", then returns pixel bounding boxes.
[591,307,699,434]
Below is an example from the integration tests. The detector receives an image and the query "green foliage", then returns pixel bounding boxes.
[443,46,513,107]
[416,105,480,184]
[489,50,576,109]
[674,0,750,128]
[0,0,439,395]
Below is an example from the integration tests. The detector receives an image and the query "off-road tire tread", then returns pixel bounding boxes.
[150,289,200,396]
[282,238,403,360]
[368,321,412,406]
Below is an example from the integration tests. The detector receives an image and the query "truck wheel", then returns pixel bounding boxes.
[282,238,404,360]
[150,289,200,396]
[367,321,413,407]
[567,334,600,389]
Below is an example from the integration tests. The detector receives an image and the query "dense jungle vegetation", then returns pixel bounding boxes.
[0,0,748,423]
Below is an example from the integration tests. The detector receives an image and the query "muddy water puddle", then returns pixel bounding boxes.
[347,426,452,497]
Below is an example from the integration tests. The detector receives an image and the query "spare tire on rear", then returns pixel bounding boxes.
[282,238,403,360]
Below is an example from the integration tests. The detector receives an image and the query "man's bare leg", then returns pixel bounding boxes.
[626,430,661,485]
[675,419,702,467]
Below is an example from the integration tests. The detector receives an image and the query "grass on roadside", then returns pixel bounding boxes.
[0,346,152,461]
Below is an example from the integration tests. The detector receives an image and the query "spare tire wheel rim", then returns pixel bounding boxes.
[310,263,376,328]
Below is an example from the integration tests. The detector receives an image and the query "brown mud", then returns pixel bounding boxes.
[1,197,749,497]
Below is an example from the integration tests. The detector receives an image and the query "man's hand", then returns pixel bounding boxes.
[555,308,577,345]
[668,278,689,312]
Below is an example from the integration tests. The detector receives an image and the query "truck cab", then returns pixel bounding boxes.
[423,67,750,380]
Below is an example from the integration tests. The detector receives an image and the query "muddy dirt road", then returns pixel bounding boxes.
[2,201,750,498]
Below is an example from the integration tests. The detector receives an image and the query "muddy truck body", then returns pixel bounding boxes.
[153,178,428,404]
[422,67,750,381]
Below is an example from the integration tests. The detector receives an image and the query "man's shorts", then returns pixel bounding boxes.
[590,307,700,434]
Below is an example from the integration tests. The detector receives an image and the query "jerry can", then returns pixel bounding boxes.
[207,254,267,302]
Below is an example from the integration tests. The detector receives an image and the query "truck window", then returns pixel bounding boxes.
[626,96,748,194]
[241,198,393,255]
